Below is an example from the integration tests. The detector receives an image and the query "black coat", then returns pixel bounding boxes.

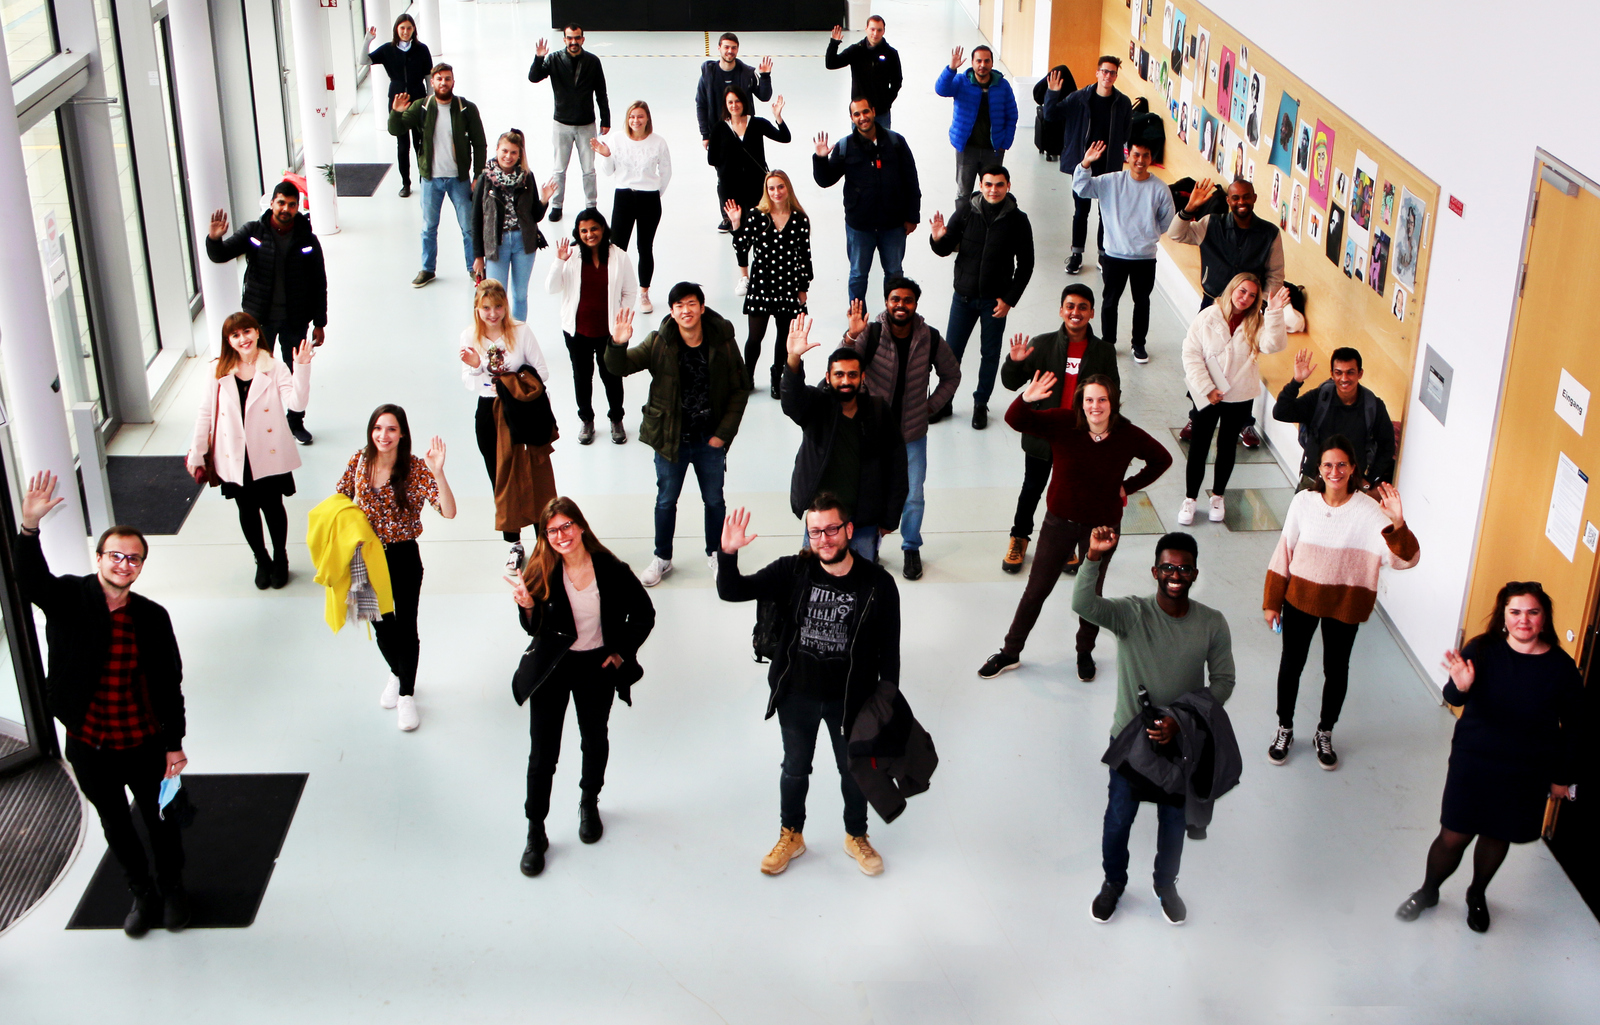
[780,365,908,531]
[204,211,328,328]
[824,37,903,115]
[812,128,921,231]
[1102,688,1240,832]
[527,49,611,128]
[929,193,1035,306]
[13,533,186,751]
[695,60,772,140]
[367,40,433,100]
[514,549,656,706]
[847,689,937,823]
[1041,84,1132,172]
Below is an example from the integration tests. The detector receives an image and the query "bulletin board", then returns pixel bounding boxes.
[1105,0,1439,443]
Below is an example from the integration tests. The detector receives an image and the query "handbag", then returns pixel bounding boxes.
[192,377,224,487]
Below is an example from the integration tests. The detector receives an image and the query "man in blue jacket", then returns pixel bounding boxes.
[813,98,922,303]
[934,45,1017,208]
[1042,57,1132,274]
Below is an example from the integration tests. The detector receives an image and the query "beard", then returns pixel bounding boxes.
[819,542,850,565]
[832,385,858,402]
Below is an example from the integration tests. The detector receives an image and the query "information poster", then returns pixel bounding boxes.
[1545,453,1589,562]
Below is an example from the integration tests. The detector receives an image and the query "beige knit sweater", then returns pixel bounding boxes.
[1263,489,1420,624]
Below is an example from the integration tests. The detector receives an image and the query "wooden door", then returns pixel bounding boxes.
[1001,0,1035,76]
[1464,162,1600,656]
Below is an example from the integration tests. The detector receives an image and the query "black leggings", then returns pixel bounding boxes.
[525,649,616,822]
[565,333,625,425]
[375,539,424,696]
[611,189,662,287]
[744,313,795,384]
[1275,599,1361,731]
[229,465,288,563]
[1185,399,1254,499]
[474,397,520,543]
[1421,828,1512,900]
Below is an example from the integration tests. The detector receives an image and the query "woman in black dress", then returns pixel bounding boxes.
[508,497,655,877]
[706,86,790,297]
[726,169,812,397]
[364,15,433,196]
[1396,581,1581,932]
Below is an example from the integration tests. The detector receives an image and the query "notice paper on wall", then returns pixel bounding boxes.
[1545,453,1589,562]
[1556,368,1590,436]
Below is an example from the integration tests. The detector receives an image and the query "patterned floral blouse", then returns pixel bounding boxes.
[336,452,440,544]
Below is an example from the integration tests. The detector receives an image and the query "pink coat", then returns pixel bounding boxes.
[187,355,311,484]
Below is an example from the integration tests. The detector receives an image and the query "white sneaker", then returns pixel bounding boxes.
[397,695,419,731]
[1209,495,1226,522]
[380,675,400,709]
[1177,497,1197,526]
[735,276,748,296]
[506,541,525,572]
[638,295,653,314]
[640,556,672,587]
[707,552,720,579]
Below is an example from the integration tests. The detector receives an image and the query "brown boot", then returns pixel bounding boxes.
[1002,536,1028,573]
[843,833,884,876]
[760,827,806,875]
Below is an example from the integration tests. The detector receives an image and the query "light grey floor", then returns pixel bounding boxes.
[6,3,1598,1021]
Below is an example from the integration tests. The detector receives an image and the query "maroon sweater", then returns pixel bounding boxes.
[1005,396,1173,526]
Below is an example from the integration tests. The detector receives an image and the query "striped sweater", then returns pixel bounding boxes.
[1263,490,1420,624]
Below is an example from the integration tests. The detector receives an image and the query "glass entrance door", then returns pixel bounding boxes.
[0,447,53,774]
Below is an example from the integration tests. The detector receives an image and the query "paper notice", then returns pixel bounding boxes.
[1545,453,1589,562]
[1585,521,1599,554]
[1556,368,1590,436]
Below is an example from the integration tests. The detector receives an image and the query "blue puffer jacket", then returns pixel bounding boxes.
[934,66,1018,151]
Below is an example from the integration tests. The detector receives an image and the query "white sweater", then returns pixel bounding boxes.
[544,245,640,337]
[1181,305,1287,405]
[596,133,672,194]
[460,323,550,397]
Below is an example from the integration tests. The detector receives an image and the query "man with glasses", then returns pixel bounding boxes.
[1042,56,1132,275]
[716,499,902,878]
[1072,526,1234,925]
[528,23,611,222]
[1272,346,1395,490]
[14,473,191,937]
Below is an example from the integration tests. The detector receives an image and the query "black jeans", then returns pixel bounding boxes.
[1003,513,1113,657]
[744,313,795,386]
[778,691,869,837]
[565,332,625,424]
[1071,193,1105,254]
[1010,453,1053,539]
[611,189,662,287]
[1098,255,1157,347]
[395,123,422,185]
[375,540,424,696]
[1185,399,1254,499]
[473,397,521,543]
[955,145,1003,206]
[65,736,185,892]
[1275,599,1361,731]
[259,319,309,365]
[525,649,616,823]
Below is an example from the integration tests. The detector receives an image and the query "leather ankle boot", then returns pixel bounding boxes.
[520,825,548,876]
[578,796,603,844]
[124,882,161,938]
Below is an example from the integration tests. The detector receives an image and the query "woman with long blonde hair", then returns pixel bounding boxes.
[471,128,558,321]
[592,100,672,313]
[726,167,812,396]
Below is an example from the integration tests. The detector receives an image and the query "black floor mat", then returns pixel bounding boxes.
[334,162,392,196]
[66,773,307,929]
[0,759,82,934]
[106,455,204,535]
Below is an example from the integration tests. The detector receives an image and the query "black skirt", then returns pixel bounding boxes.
[221,456,296,501]
[1440,750,1548,844]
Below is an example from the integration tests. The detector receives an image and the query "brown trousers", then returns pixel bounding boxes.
[1002,512,1116,657]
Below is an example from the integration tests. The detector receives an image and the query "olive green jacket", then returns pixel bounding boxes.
[604,309,749,463]
[999,326,1119,460]
[387,94,487,183]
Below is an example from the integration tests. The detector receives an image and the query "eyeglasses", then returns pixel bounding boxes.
[545,521,578,539]
[806,523,847,540]
[101,551,145,567]
[1155,563,1197,578]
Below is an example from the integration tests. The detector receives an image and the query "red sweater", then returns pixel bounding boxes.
[1005,397,1173,526]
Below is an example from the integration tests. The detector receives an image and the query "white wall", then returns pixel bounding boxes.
[1207,0,1600,685]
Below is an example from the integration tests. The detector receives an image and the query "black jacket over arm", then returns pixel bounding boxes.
[13,532,185,750]
[780,364,908,531]
[514,550,656,706]
[204,211,328,328]
[527,49,611,128]
[928,193,1035,306]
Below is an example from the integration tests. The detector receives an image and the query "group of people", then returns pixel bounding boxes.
[15,19,1575,945]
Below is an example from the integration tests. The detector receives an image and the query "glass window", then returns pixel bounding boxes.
[5,0,57,82]
[154,18,199,302]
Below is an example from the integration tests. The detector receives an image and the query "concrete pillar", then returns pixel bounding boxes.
[289,0,340,233]
[416,0,442,60]
[370,0,393,143]
[168,0,243,352]
[0,36,93,571]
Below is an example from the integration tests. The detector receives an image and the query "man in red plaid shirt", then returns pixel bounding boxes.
[16,472,190,937]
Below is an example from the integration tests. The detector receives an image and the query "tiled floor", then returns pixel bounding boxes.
[12,2,1599,1021]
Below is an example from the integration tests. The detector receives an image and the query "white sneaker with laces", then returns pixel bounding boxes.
[708,553,720,579]
[1209,495,1226,522]
[380,675,400,709]
[506,541,525,572]
[1177,498,1196,526]
[640,556,673,587]
[735,276,748,296]
[397,695,419,731]
[639,295,654,314]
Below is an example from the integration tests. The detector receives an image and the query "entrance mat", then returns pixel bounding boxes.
[1168,428,1278,464]
[1215,488,1294,531]
[66,773,307,929]
[107,455,203,535]
[1121,491,1165,535]
[334,163,392,196]
[0,758,82,935]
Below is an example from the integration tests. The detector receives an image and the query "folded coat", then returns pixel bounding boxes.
[1102,688,1241,832]
[847,690,938,823]
[307,494,394,632]
[493,369,558,532]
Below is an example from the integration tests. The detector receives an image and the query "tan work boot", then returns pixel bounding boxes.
[1002,536,1028,573]
[843,833,884,876]
[760,827,806,875]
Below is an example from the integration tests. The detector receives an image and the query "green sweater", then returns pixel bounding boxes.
[387,94,486,182]
[1071,559,1235,736]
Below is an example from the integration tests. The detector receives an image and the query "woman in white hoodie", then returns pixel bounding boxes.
[1178,272,1289,524]
[591,101,671,313]
[545,210,639,445]
[187,311,315,588]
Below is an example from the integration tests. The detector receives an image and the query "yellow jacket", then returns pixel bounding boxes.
[306,494,394,632]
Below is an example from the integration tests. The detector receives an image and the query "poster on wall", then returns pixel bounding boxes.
[1289,180,1305,241]
[1171,11,1186,75]
[1131,0,1143,41]
[1214,122,1231,173]
[1270,167,1285,211]
[1268,91,1298,172]
[1355,247,1369,284]
[1279,200,1290,231]
[1178,77,1193,143]
[1232,67,1250,125]
[1325,203,1346,265]
[1342,236,1357,278]
[1308,206,1324,245]
[1294,120,1312,176]
[1245,71,1267,148]
[1245,157,1256,184]
[1394,187,1426,291]
[1380,181,1396,227]
[1392,285,1406,321]
[1163,2,1174,47]
[1308,121,1335,209]
[1218,47,1235,120]
[1195,29,1210,98]
[1138,48,1150,80]
[1349,149,1379,240]
[1198,109,1219,164]
[1370,230,1390,293]
[1333,167,1350,208]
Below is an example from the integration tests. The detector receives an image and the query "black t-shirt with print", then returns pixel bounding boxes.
[790,556,873,701]
[679,343,714,443]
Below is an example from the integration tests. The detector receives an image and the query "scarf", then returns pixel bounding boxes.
[486,162,525,233]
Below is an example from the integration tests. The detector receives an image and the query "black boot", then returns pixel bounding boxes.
[254,554,272,590]
[520,824,548,876]
[770,366,782,400]
[270,550,289,589]
[579,795,604,844]
[162,885,192,932]
[287,409,313,445]
[124,881,161,938]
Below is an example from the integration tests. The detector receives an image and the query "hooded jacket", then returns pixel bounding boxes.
[514,549,655,705]
[204,211,327,328]
[526,48,610,128]
[812,128,921,231]
[1041,83,1132,171]
[780,363,909,531]
[929,192,1035,305]
[1102,688,1242,832]
[387,92,487,182]
[934,66,1019,151]
[999,326,1118,461]
[603,309,749,463]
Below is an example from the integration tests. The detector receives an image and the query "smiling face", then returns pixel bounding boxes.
[1127,144,1152,180]
[496,138,522,171]
[627,107,649,137]
[1151,548,1198,602]
[1319,445,1355,494]
[1229,279,1260,313]
[371,413,403,454]
[229,326,259,360]
[979,172,1010,204]
[431,69,454,100]
[766,175,789,211]
[1504,594,1547,645]
[805,507,853,565]
[1096,61,1120,93]
[1059,293,1093,333]
[1082,383,1112,432]
[1330,358,1363,402]
[1226,181,1255,220]
[849,98,876,133]
[396,18,414,42]
[577,218,605,252]
[477,297,506,330]
[719,38,739,63]
[671,296,704,332]
[724,89,747,118]
[885,287,918,325]
[545,512,585,558]
[827,356,862,400]
[96,533,147,593]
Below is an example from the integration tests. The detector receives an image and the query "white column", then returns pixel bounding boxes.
[169,0,243,350]
[289,0,340,233]
[0,37,92,571]
[370,0,392,143]
[416,0,442,60]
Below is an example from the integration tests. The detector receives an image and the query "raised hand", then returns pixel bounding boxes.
[590,137,611,157]
[1375,482,1404,527]
[813,131,831,157]
[367,26,377,39]
[949,46,964,71]
[1007,333,1033,362]
[1441,649,1475,692]
[505,573,534,609]
[1047,68,1066,92]
[785,315,817,362]
[758,56,774,74]
[1082,140,1107,169]
[611,307,635,345]
[721,507,759,554]
[1292,347,1317,383]
[459,344,482,368]
[293,339,318,364]
[831,25,843,42]
[391,91,412,113]
[771,95,785,122]
[929,210,946,241]
[1266,285,1291,311]
[540,176,559,203]
[208,208,229,239]
[555,237,573,261]
[423,436,447,475]
[1021,369,1058,404]
[535,38,549,57]
[1088,525,1119,556]
[21,472,63,530]
[1184,177,1216,212]
[846,298,868,336]
[723,198,742,230]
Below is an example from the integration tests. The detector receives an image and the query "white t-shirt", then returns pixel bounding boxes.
[432,101,458,179]
[564,570,604,651]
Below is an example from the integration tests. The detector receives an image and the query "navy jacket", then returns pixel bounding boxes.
[1042,84,1132,171]
[934,66,1018,151]
[813,128,921,231]
[695,59,772,140]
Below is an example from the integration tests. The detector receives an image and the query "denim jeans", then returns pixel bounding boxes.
[653,439,726,560]
[420,176,474,273]
[845,224,908,303]
[551,121,598,210]
[1102,765,1186,890]
[778,691,870,837]
[944,292,1008,405]
[901,435,927,551]
[801,523,881,562]
[484,229,536,321]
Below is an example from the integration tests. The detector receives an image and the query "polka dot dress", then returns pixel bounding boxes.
[733,210,813,316]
